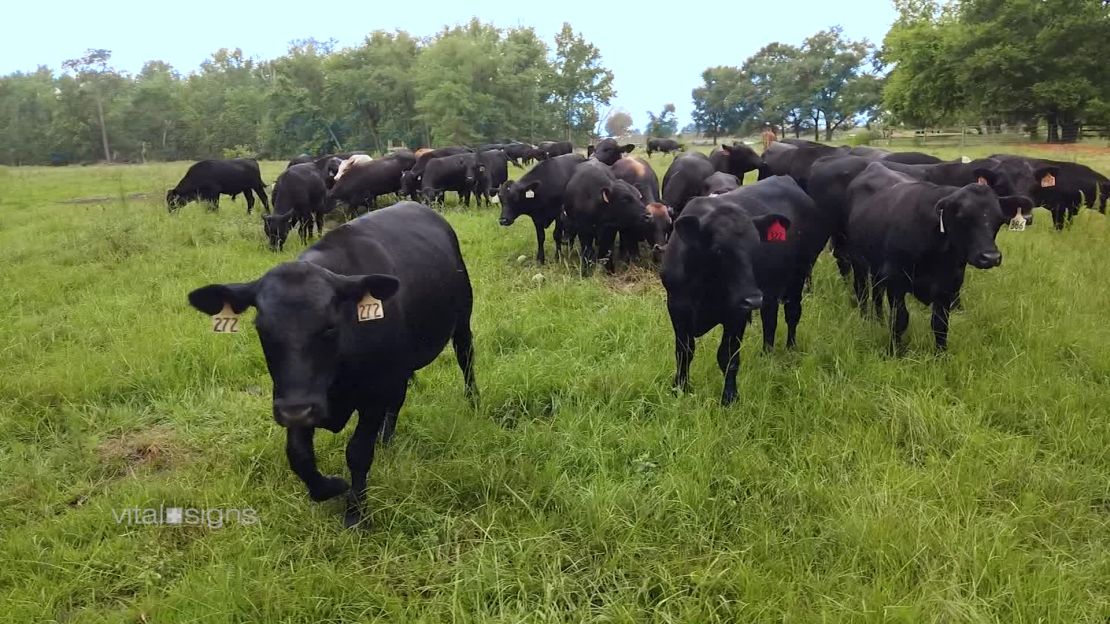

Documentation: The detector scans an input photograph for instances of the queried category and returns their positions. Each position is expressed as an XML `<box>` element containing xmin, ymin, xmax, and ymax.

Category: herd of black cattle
<box><xmin>173</xmin><ymin>137</ymin><xmax>1108</xmax><ymax>528</ymax></box>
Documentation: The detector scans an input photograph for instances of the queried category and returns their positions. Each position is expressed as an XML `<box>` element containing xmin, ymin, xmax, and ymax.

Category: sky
<box><xmin>0</xmin><ymin>0</ymin><xmax>898</xmax><ymax>129</ymax></box>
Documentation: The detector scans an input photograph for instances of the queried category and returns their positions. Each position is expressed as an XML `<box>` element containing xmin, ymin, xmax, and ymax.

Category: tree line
<box><xmin>689</xmin><ymin>0</ymin><xmax>1110</xmax><ymax>144</ymax></box>
<box><xmin>0</xmin><ymin>20</ymin><xmax>614</xmax><ymax>165</ymax></box>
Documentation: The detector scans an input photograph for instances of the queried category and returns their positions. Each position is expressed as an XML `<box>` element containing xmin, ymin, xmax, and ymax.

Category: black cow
<box><xmin>400</xmin><ymin>147</ymin><xmax>473</xmax><ymax>200</ymax></box>
<box><xmin>759</xmin><ymin>141</ymin><xmax>846</xmax><ymax>190</ymax></box>
<box><xmin>881</xmin><ymin>151</ymin><xmax>944</xmax><ymax>165</ymax></box>
<box><xmin>879</xmin><ymin>157</ymin><xmax>1032</xmax><ymax>204</ymax></box>
<box><xmin>502</xmin><ymin>142</ymin><xmax>534</xmax><ymax>167</ymax></box>
<box><xmin>564</xmin><ymin>161</ymin><xmax>649</xmax><ymax>275</ymax></box>
<box><xmin>498</xmin><ymin>153</ymin><xmax>587</xmax><ymax>263</ymax></box>
<box><xmin>535</xmin><ymin>140</ymin><xmax>573</xmax><ymax>160</ymax></box>
<box><xmin>588</xmin><ymin>138</ymin><xmax>636</xmax><ymax>166</ymax></box>
<box><xmin>327</xmin><ymin>157</ymin><xmax>406</xmax><ymax>216</ymax></box>
<box><xmin>990</xmin><ymin>155</ymin><xmax>1108</xmax><ymax>229</ymax></box>
<box><xmin>703</xmin><ymin>172</ymin><xmax>740</xmax><ymax>196</ymax></box>
<box><xmin>710</xmin><ymin>143</ymin><xmax>767</xmax><ymax>181</ymax></box>
<box><xmin>646</xmin><ymin>138</ymin><xmax>684</xmax><ymax>157</ymax></box>
<box><xmin>662</xmin><ymin>152</ymin><xmax>716</xmax><ymax>213</ymax></box>
<box><xmin>167</xmin><ymin>158</ymin><xmax>270</xmax><ymax>214</ymax></box>
<box><xmin>661</xmin><ymin>176</ymin><xmax>820</xmax><ymax>405</ymax></box>
<box><xmin>382</xmin><ymin>148</ymin><xmax>417</xmax><ymax>172</ymax></box>
<box><xmin>288</xmin><ymin>153</ymin><xmax>315</xmax><ymax>167</ymax></box>
<box><xmin>264</xmin><ymin>163</ymin><xmax>328</xmax><ymax>251</ymax></box>
<box><xmin>472</xmin><ymin>149</ymin><xmax>509</xmax><ymax>206</ymax></box>
<box><xmin>420</xmin><ymin>153</ymin><xmax>480</xmax><ymax>207</ymax></box>
<box><xmin>845</xmin><ymin>163</ymin><xmax>1032</xmax><ymax>352</ymax></box>
<box><xmin>188</xmin><ymin>202</ymin><xmax>476</xmax><ymax>529</ymax></box>
<box><xmin>848</xmin><ymin>146</ymin><xmax>889</xmax><ymax>159</ymax></box>
<box><xmin>613</xmin><ymin>156</ymin><xmax>671</xmax><ymax>262</ymax></box>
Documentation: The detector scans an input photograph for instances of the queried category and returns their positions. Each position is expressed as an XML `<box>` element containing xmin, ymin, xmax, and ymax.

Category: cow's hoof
<box><xmin>343</xmin><ymin>508</ymin><xmax>369</xmax><ymax>529</ymax></box>
<box><xmin>309</xmin><ymin>476</ymin><xmax>349</xmax><ymax>501</ymax></box>
<box><xmin>720</xmin><ymin>392</ymin><xmax>738</xmax><ymax>406</ymax></box>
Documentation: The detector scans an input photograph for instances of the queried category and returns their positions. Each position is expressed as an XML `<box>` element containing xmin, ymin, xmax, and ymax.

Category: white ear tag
<box><xmin>1009</xmin><ymin>213</ymin><xmax>1027</xmax><ymax>231</ymax></box>
<box><xmin>357</xmin><ymin>293</ymin><xmax>385</xmax><ymax>322</ymax></box>
<box><xmin>524</xmin><ymin>189</ymin><xmax>535</xmax><ymax>199</ymax></box>
<box><xmin>938</xmin><ymin>212</ymin><xmax>945</xmax><ymax>234</ymax></box>
<box><xmin>211</xmin><ymin>303</ymin><xmax>240</xmax><ymax>333</ymax></box>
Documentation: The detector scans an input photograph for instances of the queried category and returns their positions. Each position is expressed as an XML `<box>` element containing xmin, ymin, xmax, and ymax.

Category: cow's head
<box><xmin>645</xmin><ymin>202</ymin><xmax>674</xmax><ymax>263</ymax></box>
<box><xmin>187</xmin><ymin>263</ymin><xmax>400</xmax><ymax>428</ymax></box>
<box><xmin>399</xmin><ymin>170</ymin><xmax>421</xmax><ymax>197</ymax></box>
<box><xmin>936</xmin><ymin>184</ymin><xmax>1033</xmax><ymax>268</ymax></box>
<box><xmin>718</xmin><ymin>143</ymin><xmax>764</xmax><ymax>177</ymax></box>
<box><xmin>702</xmin><ymin>172</ymin><xmax>740</xmax><ymax>197</ymax></box>
<box><xmin>166</xmin><ymin>188</ymin><xmax>189</xmax><ymax>212</ymax></box>
<box><xmin>263</xmin><ymin>212</ymin><xmax>295</xmax><ymax>251</ymax></box>
<box><xmin>670</xmin><ymin>198</ymin><xmax>791</xmax><ymax>312</ymax></box>
<box><xmin>592</xmin><ymin>138</ymin><xmax>636</xmax><ymax>166</ymax></box>
<box><xmin>498</xmin><ymin>178</ymin><xmax>540</xmax><ymax>225</ymax></box>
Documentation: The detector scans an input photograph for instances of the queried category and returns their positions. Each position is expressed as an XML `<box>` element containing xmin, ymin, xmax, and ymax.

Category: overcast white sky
<box><xmin>0</xmin><ymin>0</ymin><xmax>898</xmax><ymax>127</ymax></box>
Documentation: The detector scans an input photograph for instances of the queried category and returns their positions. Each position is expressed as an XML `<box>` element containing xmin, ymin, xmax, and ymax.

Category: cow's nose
<box><xmin>740</xmin><ymin>295</ymin><xmax>764</xmax><ymax>311</ymax></box>
<box><xmin>498</xmin><ymin>217</ymin><xmax>512</xmax><ymax>226</ymax></box>
<box><xmin>273</xmin><ymin>401</ymin><xmax>319</xmax><ymax>427</ymax></box>
<box><xmin>975</xmin><ymin>250</ymin><xmax>1002</xmax><ymax>268</ymax></box>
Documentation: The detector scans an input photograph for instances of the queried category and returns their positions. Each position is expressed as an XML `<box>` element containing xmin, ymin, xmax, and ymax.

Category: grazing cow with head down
<box><xmin>400</xmin><ymin>147</ymin><xmax>473</xmax><ymax>200</ymax></box>
<box><xmin>187</xmin><ymin>202</ymin><xmax>476</xmax><ymax>529</ymax></box>
<box><xmin>612</xmin><ymin>156</ymin><xmax>671</xmax><ymax>262</ymax></box>
<box><xmin>498</xmin><ymin>153</ymin><xmax>587</xmax><ymax>263</ymax></box>
<box><xmin>264</xmin><ymin>162</ymin><xmax>329</xmax><ymax>251</ymax></box>
<box><xmin>335</xmin><ymin>155</ymin><xmax>373</xmax><ymax>182</ymax></box>
<box><xmin>646</xmin><ymin>138</ymin><xmax>684</xmax><ymax>157</ymax></box>
<box><xmin>845</xmin><ymin>162</ymin><xmax>1033</xmax><ymax>352</ymax></box>
<box><xmin>662</xmin><ymin>176</ymin><xmax>822</xmax><ymax>405</ymax></box>
<box><xmin>167</xmin><ymin>158</ymin><xmax>270</xmax><ymax>214</ymax></box>
<box><xmin>564</xmin><ymin>161</ymin><xmax>650</xmax><ymax>275</ymax></box>
<box><xmin>327</xmin><ymin>157</ymin><xmax>406</xmax><ymax>216</ymax></box>
<box><xmin>471</xmin><ymin>149</ymin><xmax>510</xmax><ymax>206</ymax></box>
<box><xmin>420</xmin><ymin>153</ymin><xmax>479</xmax><ymax>206</ymax></box>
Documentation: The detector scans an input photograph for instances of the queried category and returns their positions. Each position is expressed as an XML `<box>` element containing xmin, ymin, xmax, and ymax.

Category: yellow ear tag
<box><xmin>357</xmin><ymin>293</ymin><xmax>385</xmax><ymax>322</ymax></box>
<box><xmin>212</xmin><ymin>303</ymin><xmax>240</xmax><ymax>334</ymax></box>
<box><xmin>1041</xmin><ymin>173</ymin><xmax>1056</xmax><ymax>188</ymax></box>
<box><xmin>1009</xmin><ymin>213</ymin><xmax>1027</xmax><ymax>231</ymax></box>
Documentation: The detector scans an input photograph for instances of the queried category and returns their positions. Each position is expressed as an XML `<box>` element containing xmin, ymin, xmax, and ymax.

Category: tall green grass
<box><xmin>0</xmin><ymin>150</ymin><xmax>1108</xmax><ymax>622</ymax></box>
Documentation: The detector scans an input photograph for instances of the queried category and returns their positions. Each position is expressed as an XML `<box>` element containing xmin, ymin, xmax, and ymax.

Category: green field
<box><xmin>1</xmin><ymin>145</ymin><xmax>1108</xmax><ymax>622</ymax></box>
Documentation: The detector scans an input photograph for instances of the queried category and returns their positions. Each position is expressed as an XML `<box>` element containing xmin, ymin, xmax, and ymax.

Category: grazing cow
<box><xmin>400</xmin><ymin>147</ymin><xmax>473</xmax><ymax>200</ymax></box>
<box><xmin>167</xmin><ymin>158</ymin><xmax>270</xmax><ymax>214</ymax></box>
<box><xmin>646</xmin><ymin>138</ymin><xmax>684</xmax><ymax>157</ymax></box>
<box><xmin>498</xmin><ymin>153</ymin><xmax>587</xmax><ymax>263</ymax></box>
<box><xmin>327</xmin><ymin>157</ymin><xmax>406</xmax><ymax>216</ymax></box>
<box><xmin>472</xmin><ymin>149</ymin><xmax>510</xmax><ymax>206</ymax></box>
<box><xmin>382</xmin><ymin>148</ymin><xmax>417</xmax><ymax>172</ymax></box>
<box><xmin>420</xmin><ymin>153</ymin><xmax>479</xmax><ymax>206</ymax></box>
<box><xmin>845</xmin><ymin>163</ymin><xmax>1032</xmax><ymax>352</ymax></box>
<box><xmin>264</xmin><ymin>163</ymin><xmax>328</xmax><ymax>251</ymax></box>
<box><xmin>564</xmin><ymin>161</ymin><xmax>649</xmax><ymax>275</ymax></box>
<box><xmin>710</xmin><ymin>143</ymin><xmax>767</xmax><ymax>182</ymax></box>
<box><xmin>535</xmin><ymin>140</ymin><xmax>573</xmax><ymax>160</ymax></box>
<box><xmin>502</xmin><ymin>142</ymin><xmax>534</xmax><ymax>167</ymax></box>
<box><xmin>760</xmin><ymin>141</ymin><xmax>846</xmax><ymax>190</ymax></box>
<box><xmin>703</xmin><ymin>172</ymin><xmax>740</xmax><ymax>196</ymax></box>
<box><xmin>589</xmin><ymin>138</ymin><xmax>636</xmax><ymax>166</ymax></box>
<box><xmin>613</xmin><ymin>156</ymin><xmax>670</xmax><ymax>261</ymax></box>
<box><xmin>335</xmin><ymin>154</ymin><xmax>373</xmax><ymax>182</ymax></box>
<box><xmin>187</xmin><ymin>202</ymin><xmax>476</xmax><ymax>529</ymax></box>
<box><xmin>662</xmin><ymin>152</ymin><xmax>717</xmax><ymax>213</ymax></box>
<box><xmin>661</xmin><ymin>176</ymin><xmax>821</xmax><ymax>405</ymax></box>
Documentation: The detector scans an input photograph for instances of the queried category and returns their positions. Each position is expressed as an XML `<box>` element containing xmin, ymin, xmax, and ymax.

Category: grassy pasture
<box><xmin>0</xmin><ymin>145</ymin><xmax>1108</xmax><ymax>622</ymax></box>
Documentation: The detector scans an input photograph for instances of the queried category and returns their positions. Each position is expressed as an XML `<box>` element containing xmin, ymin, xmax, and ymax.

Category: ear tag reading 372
<box><xmin>766</xmin><ymin>221</ymin><xmax>787</xmax><ymax>242</ymax></box>
<box><xmin>357</xmin><ymin>294</ymin><xmax>385</xmax><ymax>322</ymax></box>
<box><xmin>211</xmin><ymin>303</ymin><xmax>240</xmax><ymax>334</ymax></box>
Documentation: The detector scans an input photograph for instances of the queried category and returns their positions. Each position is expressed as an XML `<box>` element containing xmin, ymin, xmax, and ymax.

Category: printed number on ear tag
<box><xmin>357</xmin><ymin>294</ymin><xmax>385</xmax><ymax>322</ymax></box>
<box><xmin>1009</xmin><ymin>215</ymin><xmax>1027</xmax><ymax>231</ymax></box>
<box><xmin>1041</xmin><ymin>174</ymin><xmax>1056</xmax><ymax>188</ymax></box>
<box><xmin>766</xmin><ymin>221</ymin><xmax>787</xmax><ymax>242</ymax></box>
<box><xmin>524</xmin><ymin>190</ymin><xmax>535</xmax><ymax>199</ymax></box>
<box><xmin>211</xmin><ymin>303</ymin><xmax>240</xmax><ymax>334</ymax></box>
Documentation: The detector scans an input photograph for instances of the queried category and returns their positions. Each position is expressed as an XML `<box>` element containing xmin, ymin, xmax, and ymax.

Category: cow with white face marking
<box><xmin>188</xmin><ymin>201</ymin><xmax>476</xmax><ymax>529</ymax></box>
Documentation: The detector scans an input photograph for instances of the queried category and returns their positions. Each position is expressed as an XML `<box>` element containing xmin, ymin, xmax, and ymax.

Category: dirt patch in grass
<box><xmin>58</xmin><ymin>192</ymin><xmax>150</xmax><ymax>205</ymax></box>
<box><xmin>97</xmin><ymin>426</ymin><xmax>187</xmax><ymax>475</ymax></box>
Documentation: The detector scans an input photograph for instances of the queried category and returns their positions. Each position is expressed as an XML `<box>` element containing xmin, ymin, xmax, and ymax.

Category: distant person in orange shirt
<box><xmin>761</xmin><ymin>124</ymin><xmax>778</xmax><ymax>151</ymax></box>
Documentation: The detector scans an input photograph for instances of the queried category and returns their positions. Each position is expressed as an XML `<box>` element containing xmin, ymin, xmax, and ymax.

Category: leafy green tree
<box><xmin>548</xmin><ymin>23</ymin><xmax>615</xmax><ymax>142</ymax></box>
<box><xmin>645</xmin><ymin>103</ymin><xmax>678</xmax><ymax>138</ymax></box>
<box><xmin>61</xmin><ymin>49</ymin><xmax>119</xmax><ymax>161</ymax></box>
<box><xmin>802</xmin><ymin>28</ymin><xmax>881</xmax><ymax>140</ymax></box>
<box><xmin>691</xmin><ymin>66</ymin><xmax>754</xmax><ymax>143</ymax></box>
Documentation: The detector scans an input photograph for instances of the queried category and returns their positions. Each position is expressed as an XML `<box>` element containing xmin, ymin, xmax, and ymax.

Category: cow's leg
<box><xmin>871</xmin><ymin>274</ymin><xmax>885</xmax><ymax>319</ymax></box>
<box><xmin>851</xmin><ymin>260</ymin><xmax>869</xmax><ymax>314</ymax></box>
<box><xmin>931</xmin><ymin>296</ymin><xmax>953</xmax><ymax>351</ymax></box>
<box><xmin>578</xmin><ymin>230</ymin><xmax>595</xmax><ymax>277</ymax></box>
<box><xmin>553</xmin><ymin>218</ymin><xmax>566</xmax><ymax>261</ymax></box>
<box><xmin>832</xmin><ymin>234</ymin><xmax>852</xmax><ymax>280</ymax></box>
<box><xmin>784</xmin><ymin>294</ymin><xmax>803</xmax><ymax>349</ymax></box>
<box><xmin>287</xmin><ymin>427</ymin><xmax>348</xmax><ymax>501</ymax></box>
<box><xmin>887</xmin><ymin>287</ymin><xmax>910</xmax><ymax>355</ymax></box>
<box><xmin>717</xmin><ymin>320</ymin><xmax>747</xmax><ymax>405</ymax></box>
<box><xmin>314</xmin><ymin>212</ymin><xmax>324</xmax><ymax>238</ymax></box>
<box><xmin>243</xmin><ymin>188</ymin><xmax>256</xmax><ymax>215</ymax></box>
<box><xmin>534</xmin><ymin>221</ymin><xmax>547</xmax><ymax>264</ymax></box>
<box><xmin>379</xmin><ymin>376</ymin><xmax>409</xmax><ymax>447</ymax></box>
<box><xmin>760</xmin><ymin>299</ymin><xmax>779</xmax><ymax>352</ymax></box>
<box><xmin>597</xmin><ymin>227</ymin><xmax>618</xmax><ymax>274</ymax></box>
<box><xmin>343</xmin><ymin>404</ymin><xmax>387</xmax><ymax>529</ymax></box>
<box><xmin>669</xmin><ymin>306</ymin><xmax>696</xmax><ymax>394</ymax></box>
<box><xmin>453</xmin><ymin>314</ymin><xmax>478</xmax><ymax>402</ymax></box>
<box><xmin>257</xmin><ymin>184</ymin><xmax>271</xmax><ymax>213</ymax></box>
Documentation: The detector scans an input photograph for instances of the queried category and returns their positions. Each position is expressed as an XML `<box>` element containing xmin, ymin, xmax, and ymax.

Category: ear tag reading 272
<box><xmin>357</xmin><ymin>294</ymin><xmax>385</xmax><ymax>322</ymax></box>
<box><xmin>211</xmin><ymin>304</ymin><xmax>240</xmax><ymax>333</ymax></box>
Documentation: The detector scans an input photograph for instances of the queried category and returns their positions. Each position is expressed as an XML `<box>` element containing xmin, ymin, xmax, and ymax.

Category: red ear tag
<box><xmin>766</xmin><ymin>220</ymin><xmax>787</xmax><ymax>242</ymax></box>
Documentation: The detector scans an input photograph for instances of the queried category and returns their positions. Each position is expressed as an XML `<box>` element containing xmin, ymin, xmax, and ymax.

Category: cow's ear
<box><xmin>601</xmin><ymin>186</ymin><xmax>612</xmax><ymax>203</ymax></box>
<box><xmin>998</xmin><ymin>195</ymin><xmax>1034</xmax><ymax>220</ymax></box>
<box><xmin>522</xmin><ymin>180</ymin><xmax>541</xmax><ymax>197</ymax></box>
<box><xmin>621</xmin><ymin>144</ymin><xmax>636</xmax><ymax>153</ymax></box>
<box><xmin>752</xmin><ymin>214</ymin><xmax>791</xmax><ymax>242</ymax></box>
<box><xmin>1034</xmin><ymin>166</ymin><xmax>1060</xmax><ymax>188</ymax></box>
<box><xmin>334</xmin><ymin>273</ymin><xmax>401</xmax><ymax>302</ymax></box>
<box><xmin>934</xmin><ymin>197</ymin><xmax>955</xmax><ymax>234</ymax></box>
<box><xmin>973</xmin><ymin>168</ymin><xmax>999</xmax><ymax>187</ymax></box>
<box><xmin>188</xmin><ymin>282</ymin><xmax>258</xmax><ymax>315</ymax></box>
<box><xmin>720</xmin><ymin>144</ymin><xmax>733</xmax><ymax>154</ymax></box>
<box><xmin>674</xmin><ymin>215</ymin><xmax>701</xmax><ymax>243</ymax></box>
